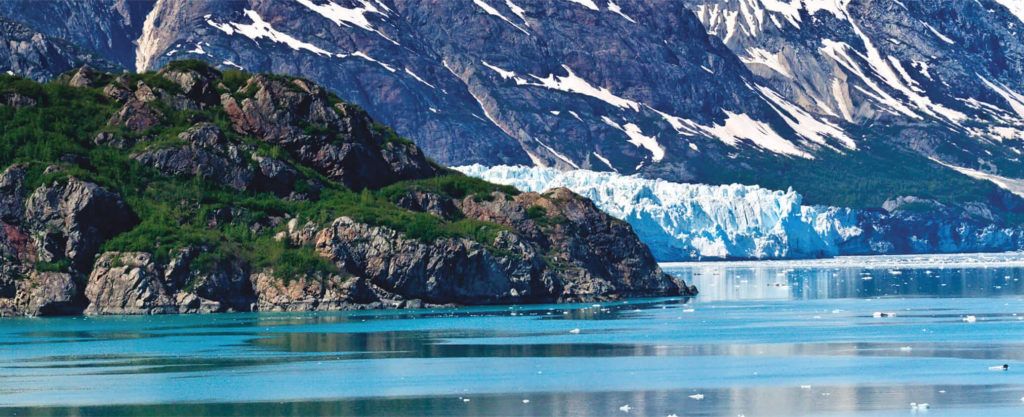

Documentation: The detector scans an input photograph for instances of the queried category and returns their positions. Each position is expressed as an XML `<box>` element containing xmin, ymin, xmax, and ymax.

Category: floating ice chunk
<box><xmin>619</xmin><ymin>404</ymin><xmax>632</xmax><ymax>412</ymax></box>
<box><xmin>688</xmin><ymin>394</ymin><xmax>705</xmax><ymax>400</ymax></box>
<box><xmin>963</xmin><ymin>315</ymin><xmax>977</xmax><ymax>323</ymax></box>
<box><xmin>569</xmin><ymin>328</ymin><xmax>581</xmax><ymax>334</ymax></box>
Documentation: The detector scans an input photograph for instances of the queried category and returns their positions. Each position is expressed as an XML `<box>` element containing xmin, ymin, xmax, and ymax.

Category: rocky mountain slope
<box><xmin>3</xmin><ymin>1</ymin><xmax>1024</xmax><ymax>215</ymax></box>
<box><xmin>2</xmin><ymin>0</ymin><xmax>1024</xmax><ymax>257</ymax></box>
<box><xmin>0</xmin><ymin>62</ymin><xmax>691</xmax><ymax>317</ymax></box>
<box><xmin>461</xmin><ymin>165</ymin><xmax>1024</xmax><ymax>260</ymax></box>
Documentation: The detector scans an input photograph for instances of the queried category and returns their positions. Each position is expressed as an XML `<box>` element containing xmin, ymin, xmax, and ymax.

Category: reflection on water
<box><xmin>1</xmin><ymin>253</ymin><xmax>1024</xmax><ymax>417</ymax></box>
<box><xmin>665</xmin><ymin>252</ymin><xmax>1024</xmax><ymax>302</ymax></box>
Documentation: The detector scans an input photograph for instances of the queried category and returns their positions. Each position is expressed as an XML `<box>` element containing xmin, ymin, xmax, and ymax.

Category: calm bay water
<box><xmin>3</xmin><ymin>253</ymin><xmax>1024</xmax><ymax>416</ymax></box>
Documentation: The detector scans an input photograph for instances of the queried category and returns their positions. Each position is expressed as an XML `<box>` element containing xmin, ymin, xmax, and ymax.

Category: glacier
<box><xmin>457</xmin><ymin>165</ymin><xmax>1024</xmax><ymax>261</ymax></box>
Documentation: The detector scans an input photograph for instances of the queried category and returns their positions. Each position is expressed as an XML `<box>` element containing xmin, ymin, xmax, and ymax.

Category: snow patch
<box><xmin>607</xmin><ymin>1</ymin><xmax>636</xmax><ymax>22</ymax></box>
<box><xmin>601</xmin><ymin>117</ymin><xmax>665</xmax><ymax>162</ymax></box>
<box><xmin>922</xmin><ymin>22</ymin><xmax>955</xmax><ymax>44</ymax></box>
<box><xmin>740</xmin><ymin>47</ymin><xmax>792</xmax><ymax>78</ymax></box>
<box><xmin>979</xmin><ymin>75</ymin><xmax>1024</xmax><ymax>118</ymax></box>
<box><xmin>707</xmin><ymin>111</ymin><xmax>812</xmax><ymax>158</ymax></box>
<box><xmin>295</xmin><ymin>0</ymin><xmax>399</xmax><ymax>45</ymax></box>
<box><xmin>565</xmin><ymin>0</ymin><xmax>600</xmax><ymax>11</ymax></box>
<box><xmin>932</xmin><ymin>158</ymin><xmax>1024</xmax><ymax>198</ymax></box>
<box><xmin>756</xmin><ymin>85</ymin><xmax>856</xmax><ymax>149</ymax></box>
<box><xmin>208</xmin><ymin>10</ymin><xmax>333</xmax><ymax>56</ymax></box>
<box><xmin>995</xmin><ymin>0</ymin><xmax>1024</xmax><ymax>24</ymax></box>
<box><xmin>404</xmin><ymin>67</ymin><xmax>435</xmax><ymax>88</ymax></box>
<box><xmin>474</xmin><ymin>0</ymin><xmax>529</xmax><ymax>34</ymax></box>
<box><xmin>528</xmin><ymin>65</ymin><xmax>640</xmax><ymax>111</ymax></box>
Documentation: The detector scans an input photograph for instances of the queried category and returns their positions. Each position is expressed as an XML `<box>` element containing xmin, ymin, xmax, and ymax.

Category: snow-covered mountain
<box><xmin>2</xmin><ymin>0</ymin><xmax>1024</xmax><ymax>238</ymax></box>
<box><xmin>459</xmin><ymin>165</ymin><xmax>1024</xmax><ymax>260</ymax></box>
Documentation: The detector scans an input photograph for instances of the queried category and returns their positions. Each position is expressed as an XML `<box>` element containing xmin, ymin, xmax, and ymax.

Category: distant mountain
<box><xmin>0</xmin><ymin>17</ymin><xmax>120</xmax><ymax>80</ymax></box>
<box><xmin>1</xmin><ymin>1</ymin><xmax>1024</xmax><ymax>235</ymax></box>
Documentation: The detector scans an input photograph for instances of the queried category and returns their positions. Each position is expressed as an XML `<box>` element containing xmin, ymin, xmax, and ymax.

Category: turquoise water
<box><xmin>3</xmin><ymin>253</ymin><xmax>1024</xmax><ymax>416</ymax></box>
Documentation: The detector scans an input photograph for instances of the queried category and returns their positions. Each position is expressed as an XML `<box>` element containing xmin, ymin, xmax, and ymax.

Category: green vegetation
<box><xmin>694</xmin><ymin>139</ymin><xmax>1013</xmax><ymax>212</ymax></box>
<box><xmin>0</xmin><ymin>68</ymin><xmax>518</xmax><ymax>281</ymax></box>
<box><xmin>35</xmin><ymin>259</ymin><xmax>71</xmax><ymax>273</ymax></box>
<box><xmin>370</xmin><ymin>122</ymin><xmax>415</xmax><ymax>146</ymax></box>
<box><xmin>378</xmin><ymin>174</ymin><xmax>519</xmax><ymax>203</ymax></box>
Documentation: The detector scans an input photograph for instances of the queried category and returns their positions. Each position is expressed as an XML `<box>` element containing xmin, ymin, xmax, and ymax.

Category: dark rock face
<box><xmin>135</xmin><ymin>123</ymin><xmax>256</xmax><ymax>191</ymax></box>
<box><xmin>24</xmin><ymin>178</ymin><xmax>137</xmax><ymax>273</ymax></box>
<box><xmin>222</xmin><ymin>75</ymin><xmax>438</xmax><ymax>189</ymax></box>
<box><xmin>315</xmin><ymin>187</ymin><xmax>690</xmax><ymax>306</ymax></box>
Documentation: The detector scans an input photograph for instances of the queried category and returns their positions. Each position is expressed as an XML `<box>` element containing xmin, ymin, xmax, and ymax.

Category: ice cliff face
<box><xmin>458</xmin><ymin>165</ymin><xmax>1024</xmax><ymax>261</ymax></box>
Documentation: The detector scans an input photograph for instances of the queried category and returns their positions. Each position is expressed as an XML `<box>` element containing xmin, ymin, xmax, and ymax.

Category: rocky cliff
<box><xmin>0</xmin><ymin>62</ymin><xmax>691</xmax><ymax>317</ymax></box>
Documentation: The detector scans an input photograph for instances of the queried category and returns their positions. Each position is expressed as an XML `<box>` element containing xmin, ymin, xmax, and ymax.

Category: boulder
<box><xmin>108</xmin><ymin>96</ymin><xmax>162</xmax><ymax>131</ymax></box>
<box><xmin>83</xmin><ymin>252</ymin><xmax>177</xmax><ymax>315</ymax></box>
<box><xmin>23</xmin><ymin>271</ymin><xmax>79</xmax><ymax>316</ymax></box>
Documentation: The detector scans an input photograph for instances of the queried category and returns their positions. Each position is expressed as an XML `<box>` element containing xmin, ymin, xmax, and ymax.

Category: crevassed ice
<box><xmin>456</xmin><ymin>164</ymin><xmax>863</xmax><ymax>260</ymax></box>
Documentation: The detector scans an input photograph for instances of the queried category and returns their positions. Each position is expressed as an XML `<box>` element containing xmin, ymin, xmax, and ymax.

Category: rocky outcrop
<box><xmin>222</xmin><ymin>75</ymin><xmax>438</xmax><ymax>189</ymax></box>
<box><xmin>253</xmin><ymin>272</ymin><xmax>379</xmax><ymax>312</ymax></box>
<box><xmin>0</xmin><ymin>64</ymin><xmax>692</xmax><ymax>316</ymax></box>
<box><xmin>134</xmin><ymin>123</ymin><xmax>253</xmax><ymax>190</ymax></box>
<box><xmin>24</xmin><ymin>178</ymin><xmax>137</xmax><ymax>273</ymax></box>
<box><xmin>84</xmin><ymin>252</ymin><xmax>176</xmax><ymax>315</ymax></box>
<box><xmin>133</xmin><ymin>122</ymin><xmax>303</xmax><ymax>196</ymax></box>
<box><xmin>21</xmin><ymin>271</ymin><xmax>79</xmax><ymax>316</ymax></box>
